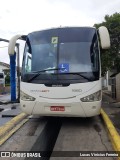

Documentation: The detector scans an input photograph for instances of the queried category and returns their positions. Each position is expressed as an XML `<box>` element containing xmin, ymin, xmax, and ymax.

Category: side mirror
<box><xmin>98</xmin><ymin>26</ymin><xmax>110</xmax><ymax>49</ymax></box>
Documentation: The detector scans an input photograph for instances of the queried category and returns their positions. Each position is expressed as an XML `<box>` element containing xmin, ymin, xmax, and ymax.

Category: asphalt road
<box><xmin>0</xmin><ymin>115</ymin><xmax>116</xmax><ymax>160</ymax></box>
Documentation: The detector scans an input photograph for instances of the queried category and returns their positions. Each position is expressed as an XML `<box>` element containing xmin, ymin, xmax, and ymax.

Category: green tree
<box><xmin>4</xmin><ymin>72</ymin><xmax>10</xmax><ymax>85</ymax></box>
<box><xmin>5</xmin><ymin>74</ymin><xmax>10</xmax><ymax>85</ymax></box>
<box><xmin>94</xmin><ymin>12</ymin><xmax>120</xmax><ymax>76</ymax></box>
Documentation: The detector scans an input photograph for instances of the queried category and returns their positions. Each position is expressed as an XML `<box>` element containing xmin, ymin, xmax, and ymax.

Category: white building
<box><xmin>0</xmin><ymin>62</ymin><xmax>10</xmax><ymax>91</ymax></box>
<box><xmin>0</xmin><ymin>61</ymin><xmax>10</xmax><ymax>72</ymax></box>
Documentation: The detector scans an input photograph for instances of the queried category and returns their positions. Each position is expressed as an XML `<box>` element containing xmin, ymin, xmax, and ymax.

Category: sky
<box><xmin>0</xmin><ymin>0</ymin><xmax>120</xmax><ymax>66</ymax></box>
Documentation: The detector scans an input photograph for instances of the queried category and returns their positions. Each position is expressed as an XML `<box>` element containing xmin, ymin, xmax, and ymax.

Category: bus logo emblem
<box><xmin>72</xmin><ymin>89</ymin><xmax>82</xmax><ymax>92</ymax></box>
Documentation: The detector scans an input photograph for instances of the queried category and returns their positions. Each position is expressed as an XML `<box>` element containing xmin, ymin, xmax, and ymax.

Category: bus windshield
<box><xmin>22</xmin><ymin>27</ymin><xmax>100</xmax><ymax>84</ymax></box>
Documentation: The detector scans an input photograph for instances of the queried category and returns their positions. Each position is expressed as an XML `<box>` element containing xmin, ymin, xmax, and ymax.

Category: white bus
<box><xmin>9</xmin><ymin>27</ymin><xmax>110</xmax><ymax>117</ymax></box>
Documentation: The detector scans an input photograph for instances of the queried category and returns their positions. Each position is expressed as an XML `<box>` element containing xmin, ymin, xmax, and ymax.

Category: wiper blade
<box><xmin>60</xmin><ymin>72</ymin><xmax>92</xmax><ymax>81</ymax></box>
<box><xmin>27</xmin><ymin>67</ymin><xmax>65</xmax><ymax>82</ymax></box>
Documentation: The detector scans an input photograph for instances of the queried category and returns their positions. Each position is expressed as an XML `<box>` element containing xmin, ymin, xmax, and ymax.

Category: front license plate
<box><xmin>50</xmin><ymin>106</ymin><xmax>65</xmax><ymax>111</ymax></box>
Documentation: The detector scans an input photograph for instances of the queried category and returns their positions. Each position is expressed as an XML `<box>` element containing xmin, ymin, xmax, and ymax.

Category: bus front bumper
<box><xmin>20</xmin><ymin>100</ymin><xmax>101</xmax><ymax>117</ymax></box>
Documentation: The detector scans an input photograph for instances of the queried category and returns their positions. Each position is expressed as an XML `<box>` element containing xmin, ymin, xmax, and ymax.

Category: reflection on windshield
<box><xmin>59</xmin><ymin>42</ymin><xmax>93</xmax><ymax>73</ymax></box>
<box><xmin>22</xmin><ymin>27</ymin><xmax>100</xmax><ymax>83</ymax></box>
<box><xmin>32</xmin><ymin>44</ymin><xmax>57</xmax><ymax>71</ymax></box>
<box><xmin>24</xmin><ymin>42</ymin><xmax>99</xmax><ymax>74</ymax></box>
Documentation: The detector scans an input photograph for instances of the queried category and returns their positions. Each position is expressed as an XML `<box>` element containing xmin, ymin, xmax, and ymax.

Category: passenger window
<box><xmin>25</xmin><ymin>45</ymin><xmax>32</xmax><ymax>72</ymax></box>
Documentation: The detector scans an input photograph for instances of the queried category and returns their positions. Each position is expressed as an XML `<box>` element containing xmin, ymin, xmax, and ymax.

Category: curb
<box><xmin>0</xmin><ymin>119</ymin><xmax>28</xmax><ymax>146</ymax></box>
<box><xmin>0</xmin><ymin>113</ymin><xmax>28</xmax><ymax>139</ymax></box>
<box><xmin>0</xmin><ymin>101</ymin><xmax>19</xmax><ymax>105</ymax></box>
<box><xmin>101</xmin><ymin>109</ymin><xmax>120</xmax><ymax>158</ymax></box>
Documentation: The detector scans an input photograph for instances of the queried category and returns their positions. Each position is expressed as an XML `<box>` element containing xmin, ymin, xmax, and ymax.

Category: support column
<box><xmin>10</xmin><ymin>53</ymin><xmax>16</xmax><ymax>101</ymax></box>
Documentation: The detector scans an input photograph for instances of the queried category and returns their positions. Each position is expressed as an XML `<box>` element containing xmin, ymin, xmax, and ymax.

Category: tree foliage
<box><xmin>5</xmin><ymin>74</ymin><xmax>10</xmax><ymax>85</ymax></box>
<box><xmin>3</xmin><ymin>69</ymin><xmax>10</xmax><ymax>85</ymax></box>
<box><xmin>94</xmin><ymin>12</ymin><xmax>120</xmax><ymax>76</ymax></box>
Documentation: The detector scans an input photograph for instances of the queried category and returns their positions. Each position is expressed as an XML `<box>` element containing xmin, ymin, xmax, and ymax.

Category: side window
<box><xmin>90</xmin><ymin>35</ymin><xmax>99</xmax><ymax>72</ymax></box>
<box><xmin>25</xmin><ymin>54</ymin><xmax>31</xmax><ymax>72</ymax></box>
<box><xmin>92</xmin><ymin>41</ymin><xmax>99</xmax><ymax>71</ymax></box>
<box><xmin>24</xmin><ymin>43</ymin><xmax>32</xmax><ymax>72</ymax></box>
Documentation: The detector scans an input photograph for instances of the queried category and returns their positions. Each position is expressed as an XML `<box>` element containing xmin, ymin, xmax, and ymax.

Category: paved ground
<box><xmin>102</xmin><ymin>90</ymin><xmax>120</xmax><ymax>134</ymax></box>
<box><xmin>0</xmin><ymin>94</ymin><xmax>22</xmax><ymax>126</ymax></box>
<box><xmin>0</xmin><ymin>115</ymin><xmax>115</xmax><ymax>160</ymax></box>
<box><xmin>0</xmin><ymin>94</ymin><xmax>11</xmax><ymax>103</ymax></box>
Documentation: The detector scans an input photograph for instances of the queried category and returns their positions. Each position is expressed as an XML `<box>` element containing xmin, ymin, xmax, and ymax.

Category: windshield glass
<box><xmin>32</xmin><ymin>43</ymin><xmax>57</xmax><ymax>72</ymax></box>
<box><xmin>59</xmin><ymin>42</ymin><xmax>98</xmax><ymax>73</ymax></box>
<box><xmin>22</xmin><ymin>27</ymin><xmax>100</xmax><ymax>84</ymax></box>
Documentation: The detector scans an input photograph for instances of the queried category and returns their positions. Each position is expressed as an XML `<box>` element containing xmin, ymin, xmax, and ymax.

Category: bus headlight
<box><xmin>20</xmin><ymin>91</ymin><xmax>36</xmax><ymax>101</ymax></box>
<box><xmin>81</xmin><ymin>90</ymin><xmax>101</xmax><ymax>102</ymax></box>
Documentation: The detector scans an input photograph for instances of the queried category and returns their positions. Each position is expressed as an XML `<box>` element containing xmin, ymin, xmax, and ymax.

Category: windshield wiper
<box><xmin>27</xmin><ymin>67</ymin><xmax>65</xmax><ymax>82</ymax></box>
<box><xmin>27</xmin><ymin>68</ymin><xmax>92</xmax><ymax>82</ymax></box>
<box><xmin>60</xmin><ymin>72</ymin><xmax>92</xmax><ymax>81</ymax></box>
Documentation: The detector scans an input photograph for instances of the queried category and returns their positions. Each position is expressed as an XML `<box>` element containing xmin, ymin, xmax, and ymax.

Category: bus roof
<box><xmin>29</xmin><ymin>26</ymin><xmax>96</xmax><ymax>35</ymax></box>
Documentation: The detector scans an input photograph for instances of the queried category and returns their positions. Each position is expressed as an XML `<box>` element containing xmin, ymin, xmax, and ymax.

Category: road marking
<box><xmin>0</xmin><ymin>112</ymin><xmax>28</xmax><ymax>145</ymax></box>
<box><xmin>0</xmin><ymin>113</ymin><xmax>27</xmax><ymax>137</ymax></box>
<box><xmin>101</xmin><ymin>109</ymin><xmax>120</xmax><ymax>160</ymax></box>
<box><xmin>0</xmin><ymin>118</ymin><xmax>28</xmax><ymax>145</ymax></box>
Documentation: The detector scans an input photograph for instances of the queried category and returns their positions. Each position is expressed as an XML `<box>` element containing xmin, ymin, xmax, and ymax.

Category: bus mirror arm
<box><xmin>8</xmin><ymin>35</ymin><xmax>27</xmax><ymax>55</ymax></box>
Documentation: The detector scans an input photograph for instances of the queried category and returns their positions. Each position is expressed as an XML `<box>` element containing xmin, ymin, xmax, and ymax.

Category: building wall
<box><xmin>116</xmin><ymin>73</ymin><xmax>120</xmax><ymax>102</ymax></box>
<box><xmin>0</xmin><ymin>65</ymin><xmax>9</xmax><ymax>72</ymax></box>
<box><xmin>102</xmin><ymin>71</ymin><xmax>112</xmax><ymax>91</ymax></box>
<box><xmin>0</xmin><ymin>84</ymin><xmax>5</xmax><ymax>94</ymax></box>
<box><xmin>108</xmin><ymin>71</ymin><xmax>113</xmax><ymax>91</ymax></box>
<box><xmin>0</xmin><ymin>63</ymin><xmax>10</xmax><ymax>88</ymax></box>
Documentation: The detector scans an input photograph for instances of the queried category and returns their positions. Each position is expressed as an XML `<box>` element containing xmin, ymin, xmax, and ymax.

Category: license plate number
<box><xmin>50</xmin><ymin>106</ymin><xmax>65</xmax><ymax>111</ymax></box>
